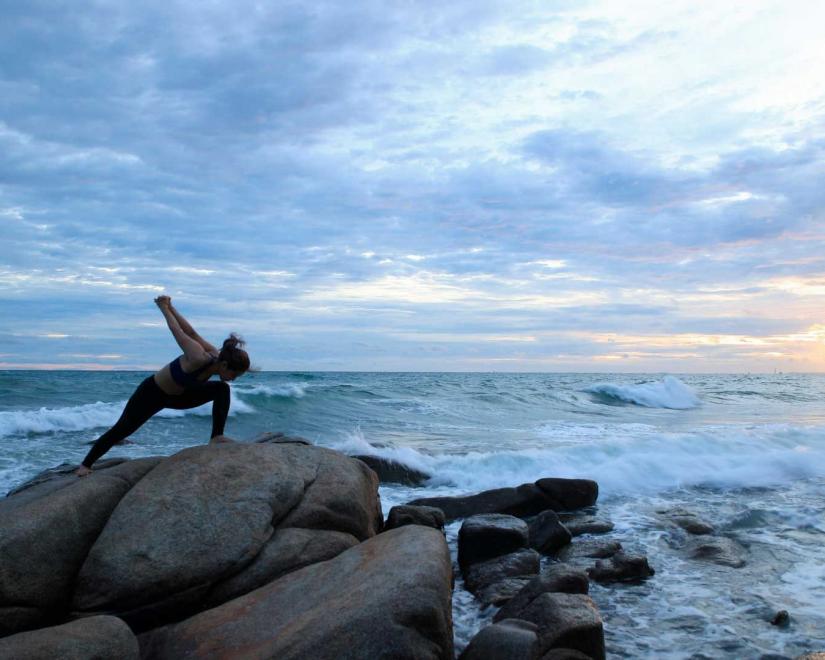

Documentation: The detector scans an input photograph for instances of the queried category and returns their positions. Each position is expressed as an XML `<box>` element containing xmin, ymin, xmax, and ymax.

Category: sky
<box><xmin>1</xmin><ymin>0</ymin><xmax>825</xmax><ymax>372</ymax></box>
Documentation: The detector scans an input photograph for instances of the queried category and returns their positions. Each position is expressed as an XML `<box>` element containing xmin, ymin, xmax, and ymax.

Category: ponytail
<box><xmin>219</xmin><ymin>333</ymin><xmax>250</xmax><ymax>372</ymax></box>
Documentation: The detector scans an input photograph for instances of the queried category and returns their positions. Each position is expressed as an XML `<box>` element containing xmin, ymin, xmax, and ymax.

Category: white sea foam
<box><xmin>233</xmin><ymin>382</ymin><xmax>308</xmax><ymax>398</ymax></box>
<box><xmin>0</xmin><ymin>401</ymin><xmax>127</xmax><ymax>438</ymax></box>
<box><xmin>0</xmin><ymin>387</ymin><xmax>254</xmax><ymax>437</ymax></box>
<box><xmin>585</xmin><ymin>375</ymin><xmax>700</xmax><ymax>409</ymax></box>
<box><xmin>347</xmin><ymin>424</ymin><xmax>825</xmax><ymax>498</ymax></box>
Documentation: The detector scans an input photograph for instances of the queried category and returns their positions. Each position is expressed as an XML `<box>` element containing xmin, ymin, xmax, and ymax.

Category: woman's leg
<box><xmin>163</xmin><ymin>381</ymin><xmax>231</xmax><ymax>438</ymax></box>
<box><xmin>81</xmin><ymin>377</ymin><xmax>165</xmax><ymax>468</ymax></box>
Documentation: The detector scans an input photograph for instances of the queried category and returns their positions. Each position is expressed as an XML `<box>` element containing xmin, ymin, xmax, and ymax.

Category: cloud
<box><xmin>1</xmin><ymin>0</ymin><xmax>824</xmax><ymax>370</ymax></box>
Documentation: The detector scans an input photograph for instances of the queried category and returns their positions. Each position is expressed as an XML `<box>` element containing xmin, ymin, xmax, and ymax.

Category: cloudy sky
<box><xmin>2</xmin><ymin>1</ymin><xmax>824</xmax><ymax>372</ymax></box>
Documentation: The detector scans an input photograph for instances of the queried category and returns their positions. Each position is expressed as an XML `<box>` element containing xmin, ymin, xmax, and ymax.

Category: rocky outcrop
<box><xmin>0</xmin><ymin>440</ymin><xmax>383</xmax><ymax>638</ymax></box>
<box><xmin>385</xmin><ymin>504</ymin><xmax>445</xmax><ymax>531</ymax></box>
<box><xmin>0</xmin><ymin>458</ymin><xmax>161</xmax><ymax>636</ymax></box>
<box><xmin>459</xmin><ymin>619</ymin><xmax>539</xmax><ymax>660</ymax></box>
<box><xmin>138</xmin><ymin>525</ymin><xmax>454</xmax><ymax>660</ymax></box>
<box><xmin>587</xmin><ymin>551</ymin><xmax>655</xmax><ymax>583</ymax></box>
<box><xmin>71</xmin><ymin>442</ymin><xmax>382</xmax><ymax>630</ymax></box>
<box><xmin>458</xmin><ymin>514</ymin><xmax>529</xmax><ymax>569</ymax></box>
<box><xmin>409</xmin><ymin>478</ymin><xmax>598</xmax><ymax>522</ymax></box>
<box><xmin>354</xmin><ymin>455</ymin><xmax>431</xmax><ymax>485</ymax></box>
<box><xmin>0</xmin><ymin>615</ymin><xmax>138</xmax><ymax>660</ymax></box>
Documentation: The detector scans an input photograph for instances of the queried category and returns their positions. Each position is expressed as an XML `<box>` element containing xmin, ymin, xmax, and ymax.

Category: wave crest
<box><xmin>585</xmin><ymin>376</ymin><xmax>700</xmax><ymax>409</ymax></box>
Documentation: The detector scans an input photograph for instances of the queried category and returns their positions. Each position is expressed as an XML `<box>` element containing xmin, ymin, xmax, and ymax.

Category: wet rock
<box><xmin>0</xmin><ymin>458</ymin><xmax>161</xmax><ymax>636</ymax></box>
<box><xmin>562</xmin><ymin>516</ymin><xmax>614</xmax><ymax>537</ymax></box>
<box><xmin>385</xmin><ymin>504</ymin><xmax>446</xmax><ymax>531</ymax></box>
<box><xmin>535</xmin><ymin>479</ymin><xmax>598</xmax><ymax>511</ymax></box>
<box><xmin>516</xmin><ymin>592</ymin><xmax>605</xmax><ymax>660</ymax></box>
<box><xmin>138</xmin><ymin>526</ymin><xmax>454</xmax><ymax>660</ymax></box>
<box><xmin>459</xmin><ymin>514</ymin><xmax>529</xmax><ymax>569</ymax></box>
<box><xmin>477</xmin><ymin>578</ymin><xmax>532</xmax><ymax>607</ymax></box>
<box><xmin>464</xmin><ymin>548</ymin><xmax>541</xmax><ymax>594</ymax></box>
<box><xmin>72</xmin><ymin>443</ymin><xmax>382</xmax><ymax>631</ymax></box>
<box><xmin>686</xmin><ymin>536</ymin><xmax>747</xmax><ymax>568</ymax></box>
<box><xmin>529</xmin><ymin>510</ymin><xmax>572</xmax><ymax>554</ymax></box>
<box><xmin>771</xmin><ymin>610</ymin><xmax>790</xmax><ymax>627</ymax></box>
<box><xmin>541</xmin><ymin>649</ymin><xmax>593</xmax><ymax>660</ymax></box>
<box><xmin>587</xmin><ymin>551</ymin><xmax>655</xmax><ymax>583</ymax></box>
<box><xmin>660</xmin><ymin>508</ymin><xmax>714</xmax><ymax>535</ymax></box>
<box><xmin>202</xmin><ymin>528</ymin><xmax>360</xmax><ymax>608</ymax></box>
<box><xmin>354</xmin><ymin>454</ymin><xmax>431</xmax><ymax>486</ymax></box>
<box><xmin>409</xmin><ymin>483</ymin><xmax>555</xmax><ymax>522</ymax></box>
<box><xmin>495</xmin><ymin>565</ymin><xmax>590</xmax><ymax>623</ymax></box>
<box><xmin>796</xmin><ymin>654</ymin><xmax>825</xmax><ymax>660</ymax></box>
<box><xmin>409</xmin><ymin>478</ymin><xmax>598</xmax><ymax>522</ymax></box>
<box><xmin>252</xmin><ymin>431</ymin><xmax>312</xmax><ymax>445</ymax></box>
<box><xmin>459</xmin><ymin>619</ymin><xmax>539</xmax><ymax>660</ymax></box>
<box><xmin>0</xmin><ymin>615</ymin><xmax>138</xmax><ymax>660</ymax></box>
<box><xmin>557</xmin><ymin>539</ymin><xmax>622</xmax><ymax>562</ymax></box>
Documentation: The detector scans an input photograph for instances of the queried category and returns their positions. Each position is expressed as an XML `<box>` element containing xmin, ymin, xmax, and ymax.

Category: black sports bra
<box><xmin>168</xmin><ymin>355</ymin><xmax>216</xmax><ymax>388</ymax></box>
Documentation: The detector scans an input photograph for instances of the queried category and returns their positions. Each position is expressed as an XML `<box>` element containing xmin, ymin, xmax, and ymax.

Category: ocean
<box><xmin>2</xmin><ymin>370</ymin><xmax>824</xmax><ymax>658</ymax></box>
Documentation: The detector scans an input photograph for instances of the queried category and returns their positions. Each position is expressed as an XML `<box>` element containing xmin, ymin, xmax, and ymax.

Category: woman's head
<box><xmin>217</xmin><ymin>333</ymin><xmax>250</xmax><ymax>381</ymax></box>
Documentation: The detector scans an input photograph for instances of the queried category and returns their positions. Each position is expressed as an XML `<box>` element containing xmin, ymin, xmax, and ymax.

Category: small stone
<box><xmin>529</xmin><ymin>510</ymin><xmax>573</xmax><ymax>554</ymax></box>
<box><xmin>563</xmin><ymin>517</ymin><xmax>614</xmax><ymax>537</ymax></box>
<box><xmin>686</xmin><ymin>536</ymin><xmax>747</xmax><ymax>568</ymax></box>
<box><xmin>557</xmin><ymin>539</ymin><xmax>622</xmax><ymax>562</ymax></box>
<box><xmin>385</xmin><ymin>505</ymin><xmax>445</xmax><ymax>531</ymax></box>
<box><xmin>587</xmin><ymin>551</ymin><xmax>655</xmax><ymax>583</ymax></box>
<box><xmin>771</xmin><ymin>610</ymin><xmax>790</xmax><ymax>627</ymax></box>
<box><xmin>464</xmin><ymin>548</ymin><xmax>541</xmax><ymax>594</ymax></box>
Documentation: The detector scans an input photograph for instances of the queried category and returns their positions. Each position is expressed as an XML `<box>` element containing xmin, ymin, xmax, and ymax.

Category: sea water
<box><xmin>2</xmin><ymin>371</ymin><xmax>824</xmax><ymax>658</ymax></box>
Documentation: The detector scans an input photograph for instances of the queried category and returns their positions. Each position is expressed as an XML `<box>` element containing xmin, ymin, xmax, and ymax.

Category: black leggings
<box><xmin>82</xmin><ymin>376</ymin><xmax>230</xmax><ymax>468</ymax></box>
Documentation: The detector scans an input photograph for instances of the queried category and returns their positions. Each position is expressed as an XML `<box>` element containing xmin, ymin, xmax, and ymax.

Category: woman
<box><xmin>76</xmin><ymin>296</ymin><xmax>250</xmax><ymax>476</ymax></box>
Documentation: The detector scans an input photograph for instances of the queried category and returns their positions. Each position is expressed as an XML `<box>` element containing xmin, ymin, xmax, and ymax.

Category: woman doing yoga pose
<box><xmin>76</xmin><ymin>296</ymin><xmax>250</xmax><ymax>476</ymax></box>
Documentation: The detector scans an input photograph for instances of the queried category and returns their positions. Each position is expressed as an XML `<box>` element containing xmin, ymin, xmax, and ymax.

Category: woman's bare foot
<box><xmin>75</xmin><ymin>465</ymin><xmax>92</xmax><ymax>477</ymax></box>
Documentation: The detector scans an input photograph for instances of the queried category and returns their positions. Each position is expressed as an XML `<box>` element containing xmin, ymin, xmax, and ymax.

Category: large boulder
<box><xmin>409</xmin><ymin>478</ymin><xmax>598</xmax><ymax>522</ymax></box>
<box><xmin>138</xmin><ymin>525</ymin><xmax>454</xmax><ymax>660</ymax></box>
<box><xmin>534</xmin><ymin>479</ymin><xmax>598</xmax><ymax>512</ymax></box>
<box><xmin>72</xmin><ymin>442</ymin><xmax>382</xmax><ymax>630</ymax></box>
<box><xmin>0</xmin><ymin>458</ymin><xmax>161</xmax><ymax>636</ymax></box>
<box><xmin>0</xmin><ymin>615</ymin><xmax>138</xmax><ymax>660</ymax></box>
<box><xmin>494</xmin><ymin>565</ymin><xmax>590</xmax><ymax>623</ymax></box>
<box><xmin>459</xmin><ymin>619</ymin><xmax>539</xmax><ymax>660</ymax></box>
<box><xmin>354</xmin><ymin>455</ymin><xmax>431</xmax><ymax>486</ymax></box>
<box><xmin>515</xmin><ymin>592</ymin><xmax>604</xmax><ymax>660</ymax></box>
<box><xmin>458</xmin><ymin>514</ymin><xmax>529</xmax><ymax>569</ymax></box>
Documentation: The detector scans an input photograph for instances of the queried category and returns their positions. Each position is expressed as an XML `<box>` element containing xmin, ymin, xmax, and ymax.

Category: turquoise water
<box><xmin>2</xmin><ymin>370</ymin><xmax>824</xmax><ymax>657</ymax></box>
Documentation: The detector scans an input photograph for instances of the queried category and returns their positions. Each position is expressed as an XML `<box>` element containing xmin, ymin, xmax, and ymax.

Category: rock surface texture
<box><xmin>0</xmin><ymin>615</ymin><xmax>139</xmax><ymax>660</ymax></box>
<box><xmin>138</xmin><ymin>525</ymin><xmax>454</xmax><ymax>660</ymax></box>
<box><xmin>409</xmin><ymin>478</ymin><xmax>598</xmax><ymax>521</ymax></box>
<box><xmin>0</xmin><ymin>439</ymin><xmax>385</xmax><ymax>639</ymax></box>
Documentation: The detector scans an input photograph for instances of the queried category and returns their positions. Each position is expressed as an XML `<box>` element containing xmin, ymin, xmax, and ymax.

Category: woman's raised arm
<box><xmin>155</xmin><ymin>297</ymin><xmax>208</xmax><ymax>361</ymax></box>
<box><xmin>166</xmin><ymin>300</ymin><xmax>218</xmax><ymax>354</ymax></box>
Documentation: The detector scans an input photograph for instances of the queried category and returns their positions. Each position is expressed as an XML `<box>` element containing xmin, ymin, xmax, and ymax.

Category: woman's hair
<box><xmin>219</xmin><ymin>333</ymin><xmax>250</xmax><ymax>373</ymax></box>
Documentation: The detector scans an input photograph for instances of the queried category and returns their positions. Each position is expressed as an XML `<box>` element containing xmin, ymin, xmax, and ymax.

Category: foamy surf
<box><xmin>585</xmin><ymin>375</ymin><xmax>701</xmax><ymax>409</ymax></box>
<box><xmin>0</xmin><ymin>386</ymin><xmax>254</xmax><ymax>438</ymax></box>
